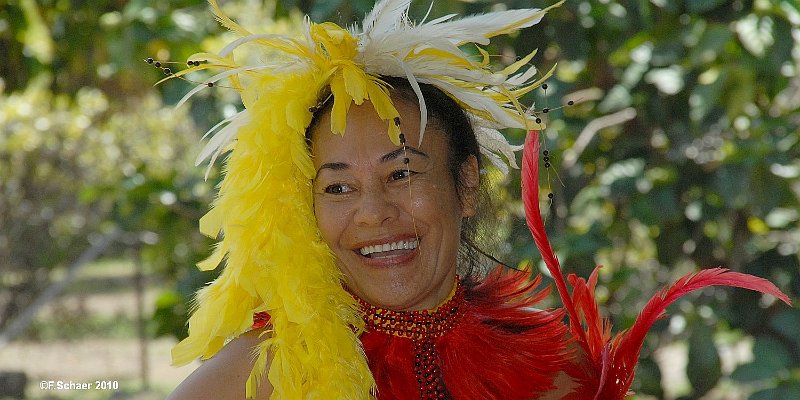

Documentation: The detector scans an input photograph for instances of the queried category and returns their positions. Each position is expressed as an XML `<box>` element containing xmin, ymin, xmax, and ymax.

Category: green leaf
<box><xmin>631</xmin><ymin>188</ymin><xmax>679</xmax><ymax>226</ymax></box>
<box><xmin>731</xmin><ymin>362</ymin><xmax>777</xmax><ymax>383</ymax></box>
<box><xmin>750</xmin><ymin>381</ymin><xmax>800</xmax><ymax>400</ymax></box>
<box><xmin>725</xmin><ymin>68</ymin><xmax>756</xmax><ymax>119</ymax></box>
<box><xmin>769</xmin><ymin>309</ymin><xmax>800</xmax><ymax>350</ymax></box>
<box><xmin>687</xmin><ymin>323</ymin><xmax>722</xmax><ymax>396</ymax></box>
<box><xmin>152</xmin><ymin>289</ymin><xmax>188</xmax><ymax>338</ymax></box>
<box><xmin>634</xmin><ymin>357</ymin><xmax>664</xmax><ymax>398</ymax></box>
<box><xmin>689</xmin><ymin>24</ymin><xmax>734</xmax><ymax>65</ymax></box>
<box><xmin>731</xmin><ymin>336</ymin><xmax>793</xmax><ymax>383</ymax></box>
<box><xmin>686</xmin><ymin>0</ymin><xmax>729</xmax><ymax>14</ymax></box>
<box><xmin>690</xmin><ymin>67</ymin><xmax>731</xmax><ymax>122</ymax></box>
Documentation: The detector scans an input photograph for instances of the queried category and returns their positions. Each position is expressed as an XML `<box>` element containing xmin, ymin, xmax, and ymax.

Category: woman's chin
<box><xmin>347</xmin><ymin>278</ymin><xmax>419</xmax><ymax>309</ymax></box>
<box><xmin>347</xmin><ymin>273</ymin><xmax>454</xmax><ymax>311</ymax></box>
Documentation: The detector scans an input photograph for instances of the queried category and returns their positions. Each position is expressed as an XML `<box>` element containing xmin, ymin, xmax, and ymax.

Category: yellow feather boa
<box><xmin>172</xmin><ymin>21</ymin><xmax>390</xmax><ymax>400</ymax></box>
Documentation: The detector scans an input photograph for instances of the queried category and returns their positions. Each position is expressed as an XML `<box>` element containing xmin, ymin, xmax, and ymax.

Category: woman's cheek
<box><xmin>318</xmin><ymin>201</ymin><xmax>356</xmax><ymax>248</ymax></box>
<box><xmin>314</xmin><ymin>202</ymin><xmax>338</xmax><ymax>244</ymax></box>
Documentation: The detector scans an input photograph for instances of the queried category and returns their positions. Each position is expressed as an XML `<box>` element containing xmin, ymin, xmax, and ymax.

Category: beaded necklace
<box><xmin>355</xmin><ymin>280</ymin><xmax>465</xmax><ymax>400</ymax></box>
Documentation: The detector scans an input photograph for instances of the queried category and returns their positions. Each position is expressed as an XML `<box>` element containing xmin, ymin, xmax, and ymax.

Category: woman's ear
<box><xmin>459</xmin><ymin>155</ymin><xmax>480</xmax><ymax>218</ymax></box>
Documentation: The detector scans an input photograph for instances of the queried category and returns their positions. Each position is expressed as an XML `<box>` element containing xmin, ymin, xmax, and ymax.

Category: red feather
<box><xmin>521</xmin><ymin>131</ymin><xmax>586</xmax><ymax>345</ymax></box>
<box><xmin>600</xmin><ymin>268</ymin><xmax>792</xmax><ymax>398</ymax></box>
<box><xmin>520</xmin><ymin>130</ymin><xmax>792</xmax><ymax>400</ymax></box>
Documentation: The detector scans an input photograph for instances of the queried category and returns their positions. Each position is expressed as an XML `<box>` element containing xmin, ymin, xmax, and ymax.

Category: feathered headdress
<box><xmin>168</xmin><ymin>0</ymin><xmax>564</xmax><ymax>398</ymax></box>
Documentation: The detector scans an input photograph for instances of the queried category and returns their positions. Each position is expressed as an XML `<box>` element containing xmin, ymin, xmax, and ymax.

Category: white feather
<box><xmin>474</xmin><ymin>124</ymin><xmax>523</xmax><ymax>170</ymax></box>
<box><xmin>196</xmin><ymin>110</ymin><xmax>251</xmax><ymax>180</ymax></box>
<box><xmin>481</xmin><ymin>147</ymin><xmax>509</xmax><ymax>175</ymax></box>
<box><xmin>424</xmin><ymin>13</ymin><xmax>456</xmax><ymax>26</ymax></box>
<box><xmin>362</xmin><ymin>0</ymin><xmax>411</xmax><ymax>37</ymax></box>
<box><xmin>506</xmin><ymin>65</ymin><xmax>539</xmax><ymax>87</ymax></box>
<box><xmin>418</xmin><ymin>1</ymin><xmax>434</xmax><ymax>24</ymax></box>
<box><xmin>362</xmin><ymin>8</ymin><xmax>546</xmax><ymax>50</ymax></box>
<box><xmin>357</xmin><ymin>6</ymin><xmax>550</xmax><ymax>89</ymax></box>
<box><xmin>359</xmin><ymin>35</ymin><xmax>462</xmax><ymax>67</ymax></box>
<box><xmin>420</xmin><ymin>78</ymin><xmax>525</xmax><ymax>129</ymax></box>
<box><xmin>362</xmin><ymin>45</ymin><xmax>505</xmax><ymax>88</ymax></box>
<box><xmin>433</xmin><ymin>9</ymin><xmax>546</xmax><ymax>44</ymax></box>
<box><xmin>401</xmin><ymin>62</ymin><xmax>428</xmax><ymax>143</ymax></box>
<box><xmin>302</xmin><ymin>16</ymin><xmax>314</xmax><ymax>45</ymax></box>
<box><xmin>403</xmin><ymin>56</ymin><xmax>503</xmax><ymax>84</ymax></box>
<box><xmin>200</xmin><ymin>111</ymin><xmax>240</xmax><ymax>142</ymax></box>
<box><xmin>355</xmin><ymin>0</ymin><xmax>562</xmax><ymax>172</ymax></box>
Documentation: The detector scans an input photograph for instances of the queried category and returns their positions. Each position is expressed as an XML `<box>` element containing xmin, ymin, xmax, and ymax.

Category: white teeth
<box><xmin>359</xmin><ymin>239</ymin><xmax>419</xmax><ymax>256</ymax></box>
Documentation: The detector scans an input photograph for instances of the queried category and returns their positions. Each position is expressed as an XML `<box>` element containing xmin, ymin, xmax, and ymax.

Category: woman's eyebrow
<box><xmin>315</xmin><ymin>162</ymin><xmax>349</xmax><ymax>178</ymax></box>
<box><xmin>315</xmin><ymin>147</ymin><xmax>429</xmax><ymax>178</ymax></box>
<box><xmin>380</xmin><ymin>146</ymin><xmax>428</xmax><ymax>163</ymax></box>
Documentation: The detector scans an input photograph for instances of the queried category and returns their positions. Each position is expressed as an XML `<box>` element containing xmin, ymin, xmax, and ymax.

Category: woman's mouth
<box><xmin>358</xmin><ymin>238</ymin><xmax>419</xmax><ymax>258</ymax></box>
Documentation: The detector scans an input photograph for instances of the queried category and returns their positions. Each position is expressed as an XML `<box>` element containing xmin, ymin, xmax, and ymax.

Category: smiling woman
<box><xmin>163</xmin><ymin>1</ymin><xmax>790</xmax><ymax>399</ymax></box>
<box><xmin>168</xmin><ymin>76</ymin><xmax>573</xmax><ymax>400</ymax></box>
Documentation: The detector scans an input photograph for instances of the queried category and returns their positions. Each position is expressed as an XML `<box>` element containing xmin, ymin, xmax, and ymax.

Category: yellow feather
<box><xmin>208</xmin><ymin>0</ymin><xmax>251</xmax><ymax>37</ymax></box>
<box><xmin>342</xmin><ymin>65</ymin><xmax>368</xmax><ymax>105</ymax></box>
<box><xmin>196</xmin><ymin>244</ymin><xmax>225</xmax><ymax>271</ymax></box>
<box><xmin>501</xmin><ymin>49</ymin><xmax>538</xmax><ymax>76</ymax></box>
<box><xmin>312</xmin><ymin>23</ymin><xmax>358</xmax><ymax>60</ymax></box>
<box><xmin>198</xmin><ymin>206</ymin><xmax>223</xmax><ymax>238</ymax></box>
<box><xmin>365</xmin><ymin>80</ymin><xmax>401</xmax><ymax>145</ymax></box>
<box><xmin>410</xmin><ymin>47</ymin><xmax>475</xmax><ymax>69</ymax></box>
<box><xmin>476</xmin><ymin>46</ymin><xmax>491</xmax><ymax>67</ymax></box>
<box><xmin>329</xmin><ymin>76</ymin><xmax>353</xmax><ymax>135</ymax></box>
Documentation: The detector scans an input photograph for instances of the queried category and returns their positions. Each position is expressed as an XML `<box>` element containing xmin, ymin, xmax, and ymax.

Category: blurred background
<box><xmin>1</xmin><ymin>0</ymin><xmax>798</xmax><ymax>399</ymax></box>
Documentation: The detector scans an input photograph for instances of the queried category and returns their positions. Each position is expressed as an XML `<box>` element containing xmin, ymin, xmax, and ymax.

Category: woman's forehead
<box><xmin>311</xmin><ymin>100</ymin><xmax>441</xmax><ymax>159</ymax></box>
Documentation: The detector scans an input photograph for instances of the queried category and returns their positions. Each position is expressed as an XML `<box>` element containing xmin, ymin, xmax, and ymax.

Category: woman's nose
<box><xmin>353</xmin><ymin>185</ymin><xmax>400</xmax><ymax>226</ymax></box>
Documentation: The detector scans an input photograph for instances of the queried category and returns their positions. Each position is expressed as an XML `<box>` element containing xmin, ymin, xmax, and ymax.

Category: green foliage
<box><xmin>3</xmin><ymin>0</ymin><xmax>798</xmax><ymax>398</ymax></box>
<box><xmin>0</xmin><ymin>0</ymin><xmax>226</xmax><ymax>338</ymax></box>
<box><xmin>0</xmin><ymin>76</ymin><xmax>215</xmax><ymax>330</ymax></box>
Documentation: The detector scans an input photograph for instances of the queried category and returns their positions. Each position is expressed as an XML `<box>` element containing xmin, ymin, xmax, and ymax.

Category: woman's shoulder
<box><xmin>166</xmin><ymin>328</ymin><xmax>273</xmax><ymax>400</ymax></box>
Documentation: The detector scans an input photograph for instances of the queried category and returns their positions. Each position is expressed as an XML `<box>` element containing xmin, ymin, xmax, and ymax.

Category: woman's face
<box><xmin>311</xmin><ymin>98</ymin><xmax>477</xmax><ymax>311</ymax></box>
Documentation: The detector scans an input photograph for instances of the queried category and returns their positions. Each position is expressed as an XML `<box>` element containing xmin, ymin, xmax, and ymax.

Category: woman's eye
<box><xmin>324</xmin><ymin>183</ymin><xmax>353</xmax><ymax>194</ymax></box>
<box><xmin>390</xmin><ymin>169</ymin><xmax>414</xmax><ymax>181</ymax></box>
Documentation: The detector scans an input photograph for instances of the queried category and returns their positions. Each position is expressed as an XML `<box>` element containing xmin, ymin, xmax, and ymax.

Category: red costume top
<box><xmin>359</xmin><ymin>271</ymin><xmax>569</xmax><ymax>400</ymax></box>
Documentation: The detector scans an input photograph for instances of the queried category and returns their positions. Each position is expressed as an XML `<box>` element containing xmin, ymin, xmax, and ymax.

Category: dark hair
<box><xmin>306</xmin><ymin>77</ymin><xmax>505</xmax><ymax>279</ymax></box>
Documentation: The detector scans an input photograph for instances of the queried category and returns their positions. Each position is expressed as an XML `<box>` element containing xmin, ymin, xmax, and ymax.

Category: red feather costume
<box><xmin>254</xmin><ymin>131</ymin><xmax>791</xmax><ymax>400</ymax></box>
<box><xmin>360</xmin><ymin>270</ymin><xmax>570</xmax><ymax>400</ymax></box>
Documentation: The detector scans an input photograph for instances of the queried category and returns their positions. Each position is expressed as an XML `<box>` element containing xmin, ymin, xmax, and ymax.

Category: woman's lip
<box><xmin>356</xmin><ymin>246</ymin><xmax>419</xmax><ymax>268</ymax></box>
<box><xmin>352</xmin><ymin>238</ymin><xmax>420</xmax><ymax>268</ymax></box>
